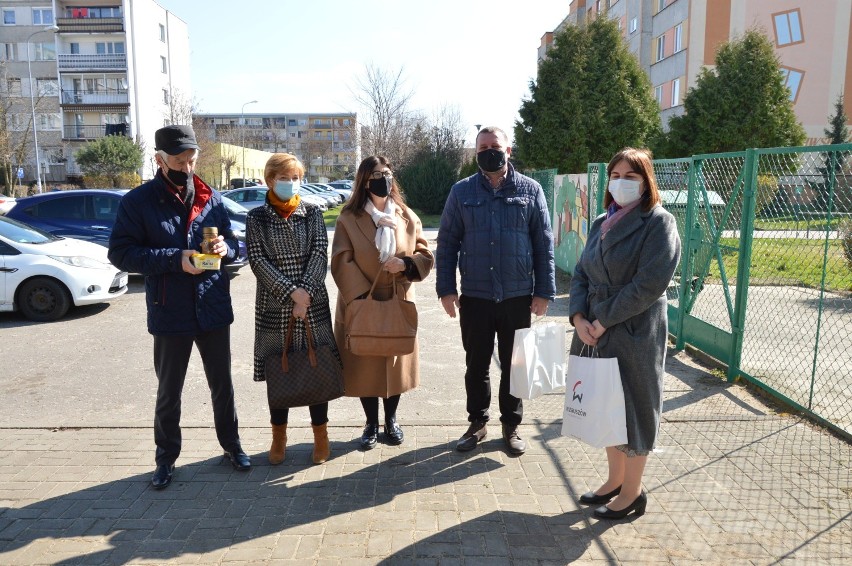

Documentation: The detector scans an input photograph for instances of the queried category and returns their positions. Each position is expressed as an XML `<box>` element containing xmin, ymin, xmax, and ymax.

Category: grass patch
<box><xmin>324</xmin><ymin>206</ymin><xmax>442</xmax><ymax>229</ymax></box>
<box><xmin>705</xmin><ymin>237</ymin><xmax>852</xmax><ymax>292</ymax></box>
<box><xmin>754</xmin><ymin>216</ymin><xmax>846</xmax><ymax>232</ymax></box>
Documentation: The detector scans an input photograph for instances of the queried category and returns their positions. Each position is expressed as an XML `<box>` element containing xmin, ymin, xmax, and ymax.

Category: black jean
<box><xmin>459</xmin><ymin>294</ymin><xmax>531</xmax><ymax>426</ymax></box>
<box><xmin>360</xmin><ymin>395</ymin><xmax>401</xmax><ymax>425</ymax></box>
<box><xmin>269</xmin><ymin>404</ymin><xmax>329</xmax><ymax>426</ymax></box>
<box><xmin>152</xmin><ymin>325</ymin><xmax>241</xmax><ymax>466</ymax></box>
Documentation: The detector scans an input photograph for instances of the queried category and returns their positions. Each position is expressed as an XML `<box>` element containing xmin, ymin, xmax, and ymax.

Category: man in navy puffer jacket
<box><xmin>437</xmin><ymin>126</ymin><xmax>555</xmax><ymax>456</ymax></box>
<box><xmin>109</xmin><ymin>125</ymin><xmax>250</xmax><ymax>490</ymax></box>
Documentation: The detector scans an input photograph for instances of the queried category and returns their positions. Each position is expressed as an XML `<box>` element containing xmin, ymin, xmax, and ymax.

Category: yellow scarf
<box><xmin>267</xmin><ymin>189</ymin><xmax>301</xmax><ymax>219</ymax></box>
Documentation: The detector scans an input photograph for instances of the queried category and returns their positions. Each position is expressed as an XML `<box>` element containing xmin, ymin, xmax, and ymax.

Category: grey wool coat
<box><xmin>568</xmin><ymin>204</ymin><xmax>681</xmax><ymax>452</ymax></box>
<box><xmin>331</xmin><ymin>205</ymin><xmax>434</xmax><ymax>398</ymax></box>
<box><xmin>246</xmin><ymin>201</ymin><xmax>339</xmax><ymax>384</ymax></box>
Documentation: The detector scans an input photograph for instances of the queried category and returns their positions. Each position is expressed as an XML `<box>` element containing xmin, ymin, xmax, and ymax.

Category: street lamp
<box><xmin>26</xmin><ymin>25</ymin><xmax>59</xmax><ymax>193</ymax></box>
<box><xmin>240</xmin><ymin>100</ymin><xmax>257</xmax><ymax>186</ymax></box>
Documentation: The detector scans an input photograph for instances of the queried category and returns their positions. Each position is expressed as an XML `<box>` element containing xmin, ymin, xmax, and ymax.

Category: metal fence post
<box><xmin>674</xmin><ymin>158</ymin><xmax>699</xmax><ymax>349</ymax></box>
<box><xmin>729</xmin><ymin>148</ymin><xmax>758</xmax><ymax>382</ymax></box>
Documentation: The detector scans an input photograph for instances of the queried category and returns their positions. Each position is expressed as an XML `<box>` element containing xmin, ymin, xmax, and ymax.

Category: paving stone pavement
<box><xmin>1</xmin><ymin>231</ymin><xmax>850</xmax><ymax>564</ymax></box>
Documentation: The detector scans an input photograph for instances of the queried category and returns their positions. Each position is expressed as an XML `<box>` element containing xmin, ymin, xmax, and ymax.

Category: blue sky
<box><xmin>158</xmin><ymin>0</ymin><xmax>568</xmax><ymax>145</ymax></box>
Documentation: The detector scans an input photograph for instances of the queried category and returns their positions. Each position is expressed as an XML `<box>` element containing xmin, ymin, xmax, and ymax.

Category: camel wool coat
<box><xmin>331</xmin><ymin>204</ymin><xmax>433</xmax><ymax>398</ymax></box>
<box><xmin>568</xmin><ymin>204</ymin><xmax>681</xmax><ymax>452</ymax></box>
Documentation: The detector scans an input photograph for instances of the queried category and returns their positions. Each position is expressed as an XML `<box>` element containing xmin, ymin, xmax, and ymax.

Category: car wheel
<box><xmin>17</xmin><ymin>277</ymin><xmax>72</xmax><ymax>322</ymax></box>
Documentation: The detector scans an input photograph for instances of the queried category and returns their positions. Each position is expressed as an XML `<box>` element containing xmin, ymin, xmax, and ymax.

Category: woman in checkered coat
<box><xmin>246</xmin><ymin>153</ymin><xmax>339</xmax><ymax>466</ymax></box>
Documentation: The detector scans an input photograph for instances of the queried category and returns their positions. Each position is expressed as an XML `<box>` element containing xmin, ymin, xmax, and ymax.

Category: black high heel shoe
<box><xmin>594</xmin><ymin>492</ymin><xmax>647</xmax><ymax>520</ymax></box>
<box><xmin>579</xmin><ymin>485</ymin><xmax>621</xmax><ymax>505</ymax></box>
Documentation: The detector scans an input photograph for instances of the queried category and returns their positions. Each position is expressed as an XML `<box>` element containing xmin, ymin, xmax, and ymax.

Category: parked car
<box><xmin>229</xmin><ymin>178</ymin><xmax>261</xmax><ymax>189</ymax></box>
<box><xmin>327</xmin><ymin>180</ymin><xmax>353</xmax><ymax>191</ymax></box>
<box><xmin>0</xmin><ymin>194</ymin><xmax>16</xmax><ymax>215</ymax></box>
<box><xmin>222</xmin><ymin>186</ymin><xmax>328</xmax><ymax>211</ymax></box>
<box><xmin>308</xmin><ymin>182</ymin><xmax>350</xmax><ymax>202</ymax></box>
<box><xmin>0</xmin><ymin>215</ymin><xmax>128</xmax><ymax>321</ymax></box>
<box><xmin>300</xmin><ymin>184</ymin><xmax>342</xmax><ymax>206</ymax></box>
<box><xmin>6</xmin><ymin>189</ymin><xmax>248</xmax><ymax>272</ymax></box>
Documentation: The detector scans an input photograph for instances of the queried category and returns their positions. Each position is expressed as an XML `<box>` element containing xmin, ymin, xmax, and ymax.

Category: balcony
<box><xmin>63</xmin><ymin>124</ymin><xmax>130</xmax><ymax>140</ymax></box>
<box><xmin>60</xmin><ymin>89</ymin><xmax>129</xmax><ymax>106</ymax></box>
<box><xmin>58</xmin><ymin>53</ymin><xmax>126</xmax><ymax>72</ymax></box>
<box><xmin>56</xmin><ymin>17</ymin><xmax>124</xmax><ymax>33</ymax></box>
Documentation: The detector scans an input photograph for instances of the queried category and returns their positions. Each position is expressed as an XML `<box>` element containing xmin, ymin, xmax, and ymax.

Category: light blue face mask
<box><xmin>273</xmin><ymin>180</ymin><xmax>299</xmax><ymax>200</ymax></box>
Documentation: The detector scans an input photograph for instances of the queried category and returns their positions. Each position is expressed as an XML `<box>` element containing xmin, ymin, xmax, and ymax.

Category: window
<box><xmin>343</xmin><ymin>118</ymin><xmax>350</xmax><ymax>126</ymax></box>
<box><xmin>37</xmin><ymin>113</ymin><xmax>61</xmax><ymax>130</ymax></box>
<box><xmin>1</xmin><ymin>43</ymin><xmax>17</xmax><ymax>61</ymax></box>
<box><xmin>96</xmin><ymin>42</ymin><xmax>124</xmax><ymax>54</ymax></box>
<box><xmin>159</xmin><ymin>23</ymin><xmax>165</xmax><ymax>42</ymax></box>
<box><xmin>674</xmin><ymin>24</ymin><xmax>683</xmax><ymax>52</ymax></box>
<box><xmin>163</xmin><ymin>89</ymin><xmax>169</xmax><ymax>104</ymax></box>
<box><xmin>629</xmin><ymin>18</ymin><xmax>638</xmax><ymax>34</ymax></box>
<box><xmin>37</xmin><ymin>78</ymin><xmax>59</xmax><ymax>96</ymax></box>
<box><xmin>160</xmin><ymin>56</ymin><xmax>167</xmax><ymax>73</ymax></box>
<box><xmin>774</xmin><ymin>10</ymin><xmax>803</xmax><ymax>47</ymax></box>
<box><xmin>781</xmin><ymin>67</ymin><xmax>804</xmax><ymax>102</ymax></box>
<box><xmin>654</xmin><ymin>85</ymin><xmax>663</xmax><ymax>105</ymax></box>
<box><xmin>7</xmin><ymin>78</ymin><xmax>22</xmax><ymax>96</ymax></box>
<box><xmin>92</xmin><ymin>195</ymin><xmax>120</xmax><ymax>221</ymax></box>
<box><xmin>69</xmin><ymin>42</ymin><xmax>80</xmax><ymax>54</ymax></box>
<box><xmin>655</xmin><ymin>35</ymin><xmax>665</xmax><ymax>62</ymax></box>
<box><xmin>656</xmin><ymin>0</ymin><xmax>666</xmax><ymax>12</ymax></box>
<box><xmin>671</xmin><ymin>78</ymin><xmax>681</xmax><ymax>107</ymax></box>
<box><xmin>2</xmin><ymin>9</ymin><xmax>15</xmax><ymax>25</ymax></box>
<box><xmin>34</xmin><ymin>42</ymin><xmax>56</xmax><ymax>60</ymax></box>
<box><xmin>32</xmin><ymin>8</ymin><xmax>54</xmax><ymax>25</ymax></box>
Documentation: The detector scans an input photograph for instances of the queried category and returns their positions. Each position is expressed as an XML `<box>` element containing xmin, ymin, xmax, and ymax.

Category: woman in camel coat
<box><xmin>331</xmin><ymin>155</ymin><xmax>433</xmax><ymax>450</ymax></box>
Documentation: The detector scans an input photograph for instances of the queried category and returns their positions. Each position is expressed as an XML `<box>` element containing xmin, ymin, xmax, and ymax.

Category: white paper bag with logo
<box><xmin>509</xmin><ymin>322</ymin><xmax>568</xmax><ymax>400</ymax></box>
<box><xmin>561</xmin><ymin>350</ymin><xmax>628</xmax><ymax>448</ymax></box>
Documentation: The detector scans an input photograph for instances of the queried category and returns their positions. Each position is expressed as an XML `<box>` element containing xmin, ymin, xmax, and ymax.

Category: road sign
<box><xmin>16</xmin><ymin>167</ymin><xmax>24</xmax><ymax>179</ymax></box>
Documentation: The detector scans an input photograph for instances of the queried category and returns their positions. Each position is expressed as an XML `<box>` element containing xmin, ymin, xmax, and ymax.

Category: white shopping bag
<box><xmin>561</xmin><ymin>353</ymin><xmax>628</xmax><ymax>448</ymax></box>
<box><xmin>509</xmin><ymin>323</ymin><xmax>567</xmax><ymax>399</ymax></box>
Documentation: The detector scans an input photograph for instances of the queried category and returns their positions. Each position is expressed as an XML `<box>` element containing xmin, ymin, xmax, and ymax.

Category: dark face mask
<box><xmin>477</xmin><ymin>148</ymin><xmax>507</xmax><ymax>173</ymax></box>
<box><xmin>367</xmin><ymin>176</ymin><xmax>391</xmax><ymax>198</ymax></box>
<box><xmin>164</xmin><ymin>165</ymin><xmax>189</xmax><ymax>187</ymax></box>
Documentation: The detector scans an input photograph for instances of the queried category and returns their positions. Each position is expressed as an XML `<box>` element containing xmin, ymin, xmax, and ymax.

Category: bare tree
<box><xmin>0</xmin><ymin>61</ymin><xmax>48</xmax><ymax>196</ymax></box>
<box><xmin>164</xmin><ymin>88</ymin><xmax>197</xmax><ymax>126</ymax></box>
<box><xmin>349</xmin><ymin>64</ymin><xmax>421</xmax><ymax>167</ymax></box>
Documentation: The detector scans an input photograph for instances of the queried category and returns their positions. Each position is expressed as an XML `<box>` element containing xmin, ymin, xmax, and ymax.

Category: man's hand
<box><xmin>440</xmin><ymin>294</ymin><xmax>460</xmax><ymax>318</ymax></box>
<box><xmin>531</xmin><ymin>296</ymin><xmax>550</xmax><ymax>317</ymax></box>
<box><xmin>590</xmin><ymin>319</ymin><xmax>607</xmax><ymax>339</ymax></box>
<box><xmin>181</xmin><ymin>250</ymin><xmax>203</xmax><ymax>274</ymax></box>
<box><xmin>572</xmin><ymin>313</ymin><xmax>598</xmax><ymax>347</ymax></box>
<box><xmin>209</xmin><ymin>235</ymin><xmax>228</xmax><ymax>257</ymax></box>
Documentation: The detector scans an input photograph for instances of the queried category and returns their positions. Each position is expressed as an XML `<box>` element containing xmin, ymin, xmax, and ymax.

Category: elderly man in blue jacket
<box><xmin>436</xmin><ymin>126</ymin><xmax>556</xmax><ymax>455</ymax></box>
<box><xmin>108</xmin><ymin>125</ymin><xmax>250</xmax><ymax>490</ymax></box>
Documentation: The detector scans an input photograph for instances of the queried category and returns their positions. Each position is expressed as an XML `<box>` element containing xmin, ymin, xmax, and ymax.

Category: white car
<box><xmin>0</xmin><ymin>216</ymin><xmax>128</xmax><ymax>321</ymax></box>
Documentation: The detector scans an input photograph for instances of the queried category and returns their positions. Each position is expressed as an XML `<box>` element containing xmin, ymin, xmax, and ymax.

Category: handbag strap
<box><xmin>365</xmin><ymin>265</ymin><xmax>400</xmax><ymax>300</ymax></box>
<box><xmin>281</xmin><ymin>315</ymin><xmax>318</xmax><ymax>372</ymax></box>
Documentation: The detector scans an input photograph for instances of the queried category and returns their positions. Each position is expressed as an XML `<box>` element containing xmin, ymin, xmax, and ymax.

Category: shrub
<box><xmin>840</xmin><ymin>218</ymin><xmax>852</xmax><ymax>270</ymax></box>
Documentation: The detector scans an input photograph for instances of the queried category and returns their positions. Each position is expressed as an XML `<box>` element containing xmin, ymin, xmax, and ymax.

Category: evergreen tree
<box><xmin>818</xmin><ymin>94</ymin><xmax>851</xmax><ymax>209</ymax></box>
<box><xmin>514</xmin><ymin>17</ymin><xmax>660</xmax><ymax>173</ymax></box>
<box><xmin>75</xmin><ymin>135</ymin><xmax>144</xmax><ymax>188</ymax></box>
<box><xmin>660</xmin><ymin>29</ymin><xmax>806</xmax><ymax>157</ymax></box>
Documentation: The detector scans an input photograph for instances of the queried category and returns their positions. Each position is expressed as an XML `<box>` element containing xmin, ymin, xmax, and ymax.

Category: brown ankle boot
<box><xmin>269</xmin><ymin>423</ymin><xmax>287</xmax><ymax>465</ymax></box>
<box><xmin>312</xmin><ymin>422</ymin><xmax>330</xmax><ymax>464</ymax></box>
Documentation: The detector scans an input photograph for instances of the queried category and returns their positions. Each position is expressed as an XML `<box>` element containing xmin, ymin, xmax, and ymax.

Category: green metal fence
<box><xmin>587</xmin><ymin>144</ymin><xmax>852</xmax><ymax>438</ymax></box>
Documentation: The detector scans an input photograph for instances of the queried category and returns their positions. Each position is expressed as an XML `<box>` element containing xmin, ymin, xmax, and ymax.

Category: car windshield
<box><xmin>222</xmin><ymin>196</ymin><xmax>249</xmax><ymax>214</ymax></box>
<box><xmin>0</xmin><ymin>216</ymin><xmax>62</xmax><ymax>244</ymax></box>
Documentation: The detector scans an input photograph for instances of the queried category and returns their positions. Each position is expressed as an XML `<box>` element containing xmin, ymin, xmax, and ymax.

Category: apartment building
<box><xmin>1</xmin><ymin>0</ymin><xmax>190</xmax><ymax>186</ymax></box>
<box><xmin>541</xmin><ymin>0</ymin><xmax>851</xmax><ymax>142</ymax></box>
<box><xmin>195</xmin><ymin>112</ymin><xmax>360</xmax><ymax>181</ymax></box>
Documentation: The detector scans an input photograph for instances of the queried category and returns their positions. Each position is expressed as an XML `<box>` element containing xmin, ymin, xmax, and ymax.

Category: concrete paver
<box><xmin>1</xmin><ymin>232</ymin><xmax>850</xmax><ymax>564</ymax></box>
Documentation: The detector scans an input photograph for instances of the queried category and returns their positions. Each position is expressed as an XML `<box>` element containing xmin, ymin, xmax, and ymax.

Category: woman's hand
<box><xmin>590</xmin><ymin>319</ymin><xmax>607</xmax><ymax>338</ymax></box>
<box><xmin>382</xmin><ymin>257</ymin><xmax>405</xmax><ymax>274</ymax></box>
<box><xmin>290</xmin><ymin>287</ymin><xmax>311</xmax><ymax>308</ymax></box>
<box><xmin>292</xmin><ymin>302</ymin><xmax>308</xmax><ymax>320</ymax></box>
<box><xmin>572</xmin><ymin>313</ymin><xmax>598</xmax><ymax>347</ymax></box>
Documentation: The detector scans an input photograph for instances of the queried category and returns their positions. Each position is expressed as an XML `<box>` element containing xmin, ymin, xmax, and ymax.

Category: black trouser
<box><xmin>270</xmin><ymin>404</ymin><xmax>328</xmax><ymax>426</ymax></box>
<box><xmin>360</xmin><ymin>395</ymin><xmax>401</xmax><ymax>425</ymax></box>
<box><xmin>459</xmin><ymin>294</ymin><xmax>531</xmax><ymax>426</ymax></box>
<box><xmin>152</xmin><ymin>326</ymin><xmax>241</xmax><ymax>466</ymax></box>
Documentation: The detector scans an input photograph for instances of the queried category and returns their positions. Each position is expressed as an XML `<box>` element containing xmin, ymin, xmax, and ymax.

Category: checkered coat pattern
<box><xmin>246</xmin><ymin>201</ymin><xmax>339</xmax><ymax>382</ymax></box>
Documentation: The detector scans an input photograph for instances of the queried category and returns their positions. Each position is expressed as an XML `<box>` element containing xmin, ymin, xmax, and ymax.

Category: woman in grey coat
<box><xmin>569</xmin><ymin>148</ymin><xmax>681</xmax><ymax>520</ymax></box>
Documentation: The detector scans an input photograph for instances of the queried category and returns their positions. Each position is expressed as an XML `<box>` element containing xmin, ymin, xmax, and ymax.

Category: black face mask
<box><xmin>367</xmin><ymin>176</ymin><xmax>391</xmax><ymax>198</ymax></box>
<box><xmin>477</xmin><ymin>148</ymin><xmax>507</xmax><ymax>173</ymax></box>
<box><xmin>163</xmin><ymin>165</ymin><xmax>189</xmax><ymax>187</ymax></box>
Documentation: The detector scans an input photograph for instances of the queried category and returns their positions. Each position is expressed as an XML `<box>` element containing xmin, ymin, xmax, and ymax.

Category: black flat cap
<box><xmin>155</xmin><ymin>125</ymin><xmax>199</xmax><ymax>155</ymax></box>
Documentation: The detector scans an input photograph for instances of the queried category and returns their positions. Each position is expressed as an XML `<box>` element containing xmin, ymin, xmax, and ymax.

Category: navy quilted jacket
<box><xmin>436</xmin><ymin>164</ymin><xmax>556</xmax><ymax>302</ymax></box>
<box><xmin>108</xmin><ymin>174</ymin><xmax>238</xmax><ymax>335</ymax></box>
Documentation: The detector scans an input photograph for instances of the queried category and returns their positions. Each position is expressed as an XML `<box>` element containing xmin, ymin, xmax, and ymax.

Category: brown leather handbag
<box><xmin>344</xmin><ymin>267</ymin><xmax>418</xmax><ymax>356</ymax></box>
<box><xmin>265</xmin><ymin>316</ymin><xmax>344</xmax><ymax>409</ymax></box>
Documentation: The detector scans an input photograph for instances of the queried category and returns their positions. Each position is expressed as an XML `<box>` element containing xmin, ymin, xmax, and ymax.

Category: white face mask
<box><xmin>273</xmin><ymin>180</ymin><xmax>299</xmax><ymax>200</ymax></box>
<box><xmin>608</xmin><ymin>178</ymin><xmax>643</xmax><ymax>206</ymax></box>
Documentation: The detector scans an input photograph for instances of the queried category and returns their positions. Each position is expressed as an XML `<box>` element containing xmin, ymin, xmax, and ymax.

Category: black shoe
<box><xmin>456</xmin><ymin>419</ymin><xmax>487</xmax><ymax>452</ymax></box>
<box><xmin>360</xmin><ymin>423</ymin><xmax>379</xmax><ymax>450</ymax></box>
<box><xmin>224</xmin><ymin>448</ymin><xmax>251</xmax><ymax>471</ymax></box>
<box><xmin>501</xmin><ymin>423</ymin><xmax>526</xmax><ymax>455</ymax></box>
<box><xmin>151</xmin><ymin>464</ymin><xmax>174</xmax><ymax>489</ymax></box>
<box><xmin>384</xmin><ymin>417</ymin><xmax>404</xmax><ymax>445</ymax></box>
<box><xmin>594</xmin><ymin>492</ymin><xmax>647</xmax><ymax>520</ymax></box>
<box><xmin>579</xmin><ymin>485</ymin><xmax>622</xmax><ymax>505</ymax></box>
